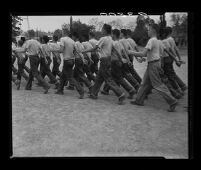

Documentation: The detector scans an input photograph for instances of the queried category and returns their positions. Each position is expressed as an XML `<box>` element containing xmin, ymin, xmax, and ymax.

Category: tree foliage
<box><xmin>12</xmin><ymin>15</ymin><xmax>22</xmax><ymax>37</ymax></box>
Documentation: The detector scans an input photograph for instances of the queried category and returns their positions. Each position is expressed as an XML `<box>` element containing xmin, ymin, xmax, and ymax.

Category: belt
<box><xmin>148</xmin><ymin>59</ymin><xmax>160</xmax><ymax>64</ymax></box>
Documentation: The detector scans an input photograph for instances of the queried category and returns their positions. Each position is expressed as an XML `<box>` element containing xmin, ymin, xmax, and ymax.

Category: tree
<box><xmin>88</xmin><ymin>17</ymin><xmax>104</xmax><ymax>31</ymax></box>
<box><xmin>125</xmin><ymin>21</ymin><xmax>136</xmax><ymax>31</ymax></box>
<box><xmin>53</xmin><ymin>29</ymin><xmax>63</xmax><ymax>38</ymax></box>
<box><xmin>27</xmin><ymin>29</ymin><xmax>35</xmax><ymax>38</ymax></box>
<box><xmin>108</xmin><ymin>19</ymin><xmax>124</xmax><ymax>29</ymax></box>
<box><xmin>61</xmin><ymin>23</ymin><xmax>70</xmax><ymax>36</ymax></box>
<box><xmin>12</xmin><ymin>15</ymin><xmax>22</xmax><ymax>37</ymax></box>
<box><xmin>132</xmin><ymin>15</ymin><xmax>149</xmax><ymax>46</ymax></box>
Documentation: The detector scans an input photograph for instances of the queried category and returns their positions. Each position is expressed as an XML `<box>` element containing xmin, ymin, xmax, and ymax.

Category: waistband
<box><xmin>148</xmin><ymin>59</ymin><xmax>160</xmax><ymax>64</ymax></box>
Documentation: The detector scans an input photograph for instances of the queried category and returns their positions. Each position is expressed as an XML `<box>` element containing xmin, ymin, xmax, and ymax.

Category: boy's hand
<box><xmin>176</xmin><ymin>60</ymin><xmax>181</xmax><ymax>67</ymax></box>
<box><xmin>83</xmin><ymin>59</ymin><xmax>88</xmax><ymax>65</ymax></box>
<box><xmin>179</xmin><ymin>60</ymin><xmax>186</xmax><ymax>64</ymax></box>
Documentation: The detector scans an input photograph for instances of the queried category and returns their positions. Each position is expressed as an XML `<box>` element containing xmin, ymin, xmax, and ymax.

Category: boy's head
<box><xmin>166</xmin><ymin>26</ymin><xmax>173</xmax><ymax>36</ymax></box>
<box><xmin>120</xmin><ymin>29</ymin><xmax>127</xmax><ymax>38</ymax></box>
<box><xmin>101</xmin><ymin>24</ymin><xmax>112</xmax><ymax>35</ymax></box>
<box><xmin>42</xmin><ymin>35</ymin><xmax>49</xmax><ymax>44</ymax></box>
<box><xmin>148</xmin><ymin>24</ymin><xmax>159</xmax><ymax>37</ymax></box>
<box><xmin>82</xmin><ymin>34</ymin><xmax>89</xmax><ymax>42</ymax></box>
<box><xmin>53</xmin><ymin>34</ymin><xmax>59</xmax><ymax>42</ymax></box>
<box><xmin>126</xmin><ymin>29</ymin><xmax>132</xmax><ymax>37</ymax></box>
<box><xmin>72</xmin><ymin>31</ymin><xmax>80</xmax><ymax>41</ymax></box>
<box><xmin>17</xmin><ymin>39</ymin><xmax>24</xmax><ymax>47</ymax></box>
<box><xmin>21</xmin><ymin>36</ymin><xmax>26</xmax><ymax>43</ymax></box>
<box><xmin>89</xmin><ymin>31</ymin><xmax>95</xmax><ymax>39</ymax></box>
<box><xmin>112</xmin><ymin>29</ymin><xmax>120</xmax><ymax>40</ymax></box>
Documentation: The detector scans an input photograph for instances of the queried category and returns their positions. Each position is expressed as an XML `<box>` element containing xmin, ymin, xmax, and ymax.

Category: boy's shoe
<box><xmin>44</xmin><ymin>85</ymin><xmax>51</xmax><ymax>94</ymax></box>
<box><xmin>55</xmin><ymin>90</ymin><xmax>64</xmax><ymax>95</ymax></box>
<box><xmin>168</xmin><ymin>102</ymin><xmax>178</xmax><ymax>112</ymax></box>
<box><xmin>127</xmin><ymin>90</ymin><xmax>136</xmax><ymax>99</ymax></box>
<box><xmin>101</xmin><ymin>90</ymin><xmax>109</xmax><ymax>95</ymax></box>
<box><xmin>130</xmin><ymin>100</ymin><xmax>144</xmax><ymax>106</ymax></box>
<box><xmin>25</xmin><ymin>87</ymin><xmax>32</xmax><ymax>90</ymax></box>
<box><xmin>88</xmin><ymin>94</ymin><xmax>98</xmax><ymax>99</ymax></box>
<box><xmin>79</xmin><ymin>93</ymin><xmax>84</xmax><ymax>99</ymax></box>
<box><xmin>48</xmin><ymin>80</ymin><xmax>55</xmax><ymax>84</ymax></box>
<box><xmin>66</xmin><ymin>86</ymin><xmax>74</xmax><ymax>90</ymax></box>
<box><xmin>118</xmin><ymin>93</ymin><xmax>126</xmax><ymax>105</ymax></box>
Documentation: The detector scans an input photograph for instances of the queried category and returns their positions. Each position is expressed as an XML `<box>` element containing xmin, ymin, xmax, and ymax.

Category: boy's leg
<box><xmin>149</xmin><ymin>62</ymin><xmax>177</xmax><ymax>110</ymax></box>
<box><xmin>174</xmin><ymin>74</ymin><xmax>187</xmax><ymax>91</ymax></box>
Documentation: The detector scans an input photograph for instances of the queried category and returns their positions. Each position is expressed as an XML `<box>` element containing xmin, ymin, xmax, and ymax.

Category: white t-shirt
<box><xmin>89</xmin><ymin>38</ymin><xmax>100</xmax><ymax>57</ymax></box>
<box><xmin>49</xmin><ymin>42</ymin><xmax>61</xmax><ymax>58</ymax></box>
<box><xmin>119</xmin><ymin>38</ymin><xmax>132</xmax><ymax>54</ymax></box>
<box><xmin>96</xmin><ymin>36</ymin><xmax>113</xmax><ymax>58</ymax></box>
<box><xmin>74</xmin><ymin>41</ymin><xmax>85</xmax><ymax>59</ymax></box>
<box><xmin>145</xmin><ymin>37</ymin><xmax>161</xmax><ymax>62</ymax></box>
<box><xmin>127</xmin><ymin>38</ymin><xmax>137</xmax><ymax>50</ymax></box>
<box><xmin>111</xmin><ymin>40</ymin><xmax>125</xmax><ymax>61</ymax></box>
<box><xmin>23</xmin><ymin>39</ymin><xmax>41</xmax><ymax>56</ymax></box>
<box><xmin>60</xmin><ymin>36</ymin><xmax>75</xmax><ymax>60</ymax></box>
<box><xmin>82</xmin><ymin>41</ymin><xmax>93</xmax><ymax>59</ymax></box>
<box><xmin>166</xmin><ymin>37</ymin><xmax>176</xmax><ymax>51</ymax></box>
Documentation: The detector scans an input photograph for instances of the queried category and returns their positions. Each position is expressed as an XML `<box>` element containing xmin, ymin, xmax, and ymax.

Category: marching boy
<box><xmin>128</xmin><ymin>24</ymin><xmax>178</xmax><ymax>112</ymax></box>
<box><xmin>82</xmin><ymin>24</ymin><xmax>126</xmax><ymax>105</ymax></box>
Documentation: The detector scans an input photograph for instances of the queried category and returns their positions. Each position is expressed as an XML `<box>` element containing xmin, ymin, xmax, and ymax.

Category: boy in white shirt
<box><xmin>82</xmin><ymin>24</ymin><xmax>126</xmax><ymax>104</ymax></box>
<box><xmin>128</xmin><ymin>24</ymin><xmax>178</xmax><ymax>112</ymax></box>
<box><xmin>120</xmin><ymin>29</ymin><xmax>142</xmax><ymax>84</ymax></box>
<box><xmin>105</xmin><ymin>29</ymin><xmax>136</xmax><ymax>99</ymax></box>
<box><xmin>71</xmin><ymin>31</ymin><xmax>93</xmax><ymax>94</ymax></box>
<box><xmin>166</xmin><ymin>27</ymin><xmax>187</xmax><ymax>92</ymax></box>
<box><xmin>88</xmin><ymin>32</ymin><xmax>100</xmax><ymax>75</ymax></box>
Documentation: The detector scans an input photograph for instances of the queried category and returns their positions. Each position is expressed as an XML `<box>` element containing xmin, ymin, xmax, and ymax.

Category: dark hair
<box><xmin>112</xmin><ymin>29</ymin><xmax>120</xmax><ymax>38</ymax></box>
<box><xmin>150</xmin><ymin>24</ymin><xmax>159</xmax><ymax>35</ymax></box>
<box><xmin>82</xmin><ymin>34</ymin><xmax>89</xmax><ymax>42</ymax></box>
<box><xmin>18</xmin><ymin>39</ymin><xmax>24</xmax><ymax>47</ymax></box>
<box><xmin>72</xmin><ymin>31</ymin><xmax>79</xmax><ymax>39</ymax></box>
<box><xmin>42</xmin><ymin>35</ymin><xmax>49</xmax><ymax>43</ymax></box>
<box><xmin>89</xmin><ymin>31</ymin><xmax>95</xmax><ymax>38</ymax></box>
<box><xmin>102</xmin><ymin>24</ymin><xmax>112</xmax><ymax>34</ymax></box>
<box><xmin>126</xmin><ymin>29</ymin><xmax>132</xmax><ymax>36</ymax></box>
<box><xmin>166</xmin><ymin>26</ymin><xmax>173</xmax><ymax>35</ymax></box>
<box><xmin>120</xmin><ymin>29</ymin><xmax>127</xmax><ymax>37</ymax></box>
<box><xmin>21</xmin><ymin>37</ymin><xmax>26</xmax><ymax>43</ymax></box>
<box><xmin>53</xmin><ymin>34</ymin><xmax>59</xmax><ymax>42</ymax></box>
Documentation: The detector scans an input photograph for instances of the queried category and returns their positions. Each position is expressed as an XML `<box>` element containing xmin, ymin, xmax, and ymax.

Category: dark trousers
<box><xmin>17</xmin><ymin>57</ymin><xmax>29</xmax><ymax>81</ymax></box>
<box><xmin>40</xmin><ymin>57</ymin><xmax>57</xmax><ymax>84</ymax></box>
<box><xmin>12</xmin><ymin>55</ymin><xmax>18</xmax><ymax>75</ymax></box>
<box><xmin>83</xmin><ymin>56</ymin><xmax>96</xmax><ymax>82</ymax></box>
<box><xmin>58</xmin><ymin>59</ymin><xmax>84</xmax><ymax>95</ymax></box>
<box><xmin>52</xmin><ymin>56</ymin><xmax>62</xmax><ymax>78</ymax></box>
<box><xmin>90</xmin><ymin>53</ymin><xmax>99</xmax><ymax>75</ymax></box>
<box><xmin>24</xmin><ymin>54</ymin><xmax>30</xmax><ymax>74</ymax></box>
<box><xmin>74</xmin><ymin>58</ymin><xmax>92</xmax><ymax>88</ymax></box>
<box><xmin>91</xmin><ymin>57</ymin><xmax>123</xmax><ymax>97</ymax></box>
<box><xmin>136</xmin><ymin>60</ymin><xmax>177</xmax><ymax>106</ymax></box>
<box><xmin>129</xmin><ymin>56</ymin><xmax>142</xmax><ymax>84</ymax></box>
<box><xmin>163</xmin><ymin>56</ymin><xmax>186</xmax><ymax>91</ymax></box>
<box><xmin>122</xmin><ymin>63</ymin><xmax>140</xmax><ymax>90</ymax></box>
<box><xmin>26</xmin><ymin>55</ymin><xmax>49</xmax><ymax>89</ymax></box>
<box><xmin>103</xmin><ymin>60</ymin><xmax>135</xmax><ymax>94</ymax></box>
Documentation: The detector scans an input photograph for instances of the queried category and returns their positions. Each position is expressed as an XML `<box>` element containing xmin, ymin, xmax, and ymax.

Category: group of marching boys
<box><xmin>12</xmin><ymin>22</ymin><xmax>187</xmax><ymax>112</ymax></box>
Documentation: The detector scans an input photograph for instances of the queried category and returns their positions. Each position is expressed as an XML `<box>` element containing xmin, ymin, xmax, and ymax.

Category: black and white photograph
<box><xmin>11</xmin><ymin>12</ymin><xmax>189</xmax><ymax>158</ymax></box>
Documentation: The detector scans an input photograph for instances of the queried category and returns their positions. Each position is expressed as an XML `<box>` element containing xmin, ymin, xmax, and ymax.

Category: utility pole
<box><xmin>70</xmin><ymin>16</ymin><xmax>72</xmax><ymax>36</ymax></box>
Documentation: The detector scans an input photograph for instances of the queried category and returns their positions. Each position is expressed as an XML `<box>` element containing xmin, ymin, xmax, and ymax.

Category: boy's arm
<box><xmin>164</xmin><ymin>48</ymin><xmax>181</xmax><ymax>67</ymax></box>
<box><xmin>82</xmin><ymin>45</ymin><xmax>99</xmax><ymax>53</ymax></box>
<box><xmin>128</xmin><ymin>48</ymin><xmax>149</xmax><ymax>58</ymax></box>
<box><xmin>112</xmin><ymin>46</ymin><xmax>124</xmax><ymax>62</ymax></box>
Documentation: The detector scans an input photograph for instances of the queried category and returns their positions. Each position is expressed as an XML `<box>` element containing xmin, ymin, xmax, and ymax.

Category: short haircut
<box><xmin>112</xmin><ymin>29</ymin><xmax>120</xmax><ymax>38</ymax></box>
<box><xmin>53</xmin><ymin>34</ymin><xmax>59</xmax><ymax>42</ymax></box>
<box><xmin>126</xmin><ymin>29</ymin><xmax>132</xmax><ymax>36</ymax></box>
<box><xmin>150</xmin><ymin>24</ymin><xmax>159</xmax><ymax>35</ymax></box>
<box><xmin>42</xmin><ymin>35</ymin><xmax>49</xmax><ymax>43</ymax></box>
<box><xmin>102</xmin><ymin>24</ymin><xmax>112</xmax><ymax>34</ymax></box>
<box><xmin>72</xmin><ymin>31</ymin><xmax>79</xmax><ymax>39</ymax></box>
<box><xmin>21</xmin><ymin>37</ymin><xmax>26</xmax><ymax>43</ymax></box>
<box><xmin>89</xmin><ymin>31</ymin><xmax>95</xmax><ymax>38</ymax></box>
<box><xmin>120</xmin><ymin>29</ymin><xmax>127</xmax><ymax>36</ymax></box>
<box><xmin>166</xmin><ymin>26</ymin><xmax>173</xmax><ymax>35</ymax></box>
<box><xmin>17</xmin><ymin>39</ymin><xmax>24</xmax><ymax>47</ymax></box>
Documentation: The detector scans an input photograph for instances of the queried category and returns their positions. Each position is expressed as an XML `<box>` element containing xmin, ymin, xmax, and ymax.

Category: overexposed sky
<box><xmin>18</xmin><ymin>12</ymin><xmax>187</xmax><ymax>32</ymax></box>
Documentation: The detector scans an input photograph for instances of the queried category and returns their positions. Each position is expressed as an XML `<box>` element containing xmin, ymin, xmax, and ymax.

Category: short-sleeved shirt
<box><xmin>161</xmin><ymin>39</ymin><xmax>171</xmax><ymax>57</ymax></box>
<box><xmin>145</xmin><ymin>37</ymin><xmax>161</xmax><ymax>62</ymax></box>
<box><xmin>119</xmin><ymin>38</ymin><xmax>132</xmax><ymax>54</ymax></box>
<box><xmin>96</xmin><ymin>36</ymin><xmax>113</xmax><ymax>58</ymax></box>
<box><xmin>41</xmin><ymin>44</ymin><xmax>52</xmax><ymax>57</ymax></box>
<box><xmin>23</xmin><ymin>39</ymin><xmax>41</xmax><ymax>56</ymax></box>
<box><xmin>74</xmin><ymin>41</ymin><xmax>85</xmax><ymax>59</ymax></box>
<box><xmin>89</xmin><ymin>38</ymin><xmax>100</xmax><ymax>57</ymax></box>
<box><xmin>166</xmin><ymin>37</ymin><xmax>176</xmax><ymax>51</ymax></box>
<box><xmin>82</xmin><ymin>41</ymin><xmax>93</xmax><ymax>58</ymax></box>
<box><xmin>127</xmin><ymin>38</ymin><xmax>137</xmax><ymax>50</ymax></box>
<box><xmin>111</xmin><ymin>40</ymin><xmax>125</xmax><ymax>61</ymax></box>
<box><xmin>60</xmin><ymin>36</ymin><xmax>75</xmax><ymax>60</ymax></box>
<box><xmin>15</xmin><ymin>47</ymin><xmax>26</xmax><ymax>58</ymax></box>
<box><xmin>49</xmin><ymin>42</ymin><xmax>61</xmax><ymax>58</ymax></box>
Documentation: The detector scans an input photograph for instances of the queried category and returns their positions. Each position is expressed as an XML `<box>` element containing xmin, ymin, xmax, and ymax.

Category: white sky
<box><xmin>18</xmin><ymin>12</ymin><xmax>187</xmax><ymax>32</ymax></box>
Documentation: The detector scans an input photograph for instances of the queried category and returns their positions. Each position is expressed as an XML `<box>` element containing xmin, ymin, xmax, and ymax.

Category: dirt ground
<box><xmin>12</xmin><ymin>48</ymin><xmax>188</xmax><ymax>158</ymax></box>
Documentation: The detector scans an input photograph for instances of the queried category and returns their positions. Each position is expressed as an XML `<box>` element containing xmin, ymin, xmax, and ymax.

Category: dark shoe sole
<box><xmin>168</xmin><ymin>102</ymin><xmax>178</xmax><ymax>112</ymax></box>
<box><xmin>130</xmin><ymin>100</ymin><xmax>144</xmax><ymax>106</ymax></box>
